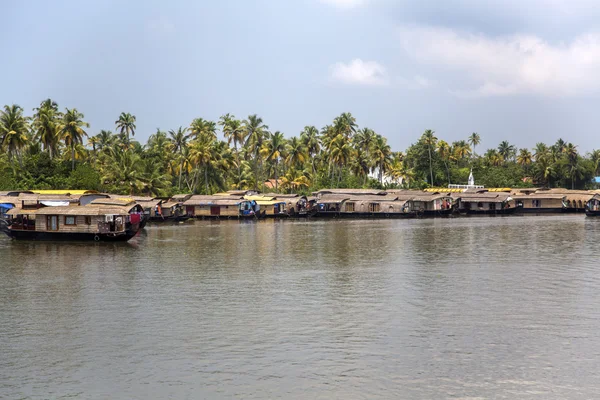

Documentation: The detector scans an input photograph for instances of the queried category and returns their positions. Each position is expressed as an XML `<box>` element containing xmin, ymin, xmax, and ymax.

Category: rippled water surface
<box><xmin>2</xmin><ymin>216</ymin><xmax>600</xmax><ymax>399</ymax></box>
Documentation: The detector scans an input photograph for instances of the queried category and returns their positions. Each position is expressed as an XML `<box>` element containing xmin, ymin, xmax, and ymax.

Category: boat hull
<box><xmin>3</xmin><ymin>229</ymin><xmax>139</xmax><ymax>242</ymax></box>
<box><xmin>586</xmin><ymin>210</ymin><xmax>600</xmax><ymax>217</ymax></box>
<box><xmin>315</xmin><ymin>212</ymin><xmax>415</xmax><ymax>219</ymax></box>
<box><xmin>459</xmin><ymin>208</ymin><xmax>517</xmax><ymax>216</ymax></box>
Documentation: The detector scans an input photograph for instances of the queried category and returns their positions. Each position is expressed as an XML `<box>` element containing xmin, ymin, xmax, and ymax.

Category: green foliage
<box><xmin>1</xmin><ymin>100</ymin><xmax>598</xmax><ymax>194</ymax></box>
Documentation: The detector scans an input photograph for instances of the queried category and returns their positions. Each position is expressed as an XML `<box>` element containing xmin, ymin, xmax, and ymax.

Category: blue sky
<box><xmin>3</xmin><ymin>0</ymin><xmax>600</xmax><ymax>153</ymax></box>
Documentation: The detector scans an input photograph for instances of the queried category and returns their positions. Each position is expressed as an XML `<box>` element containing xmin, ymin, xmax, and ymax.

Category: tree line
<box><xmin>1</xmin><ymin>99</ymin><xmax>599</xmax><ymax>196</ymax></box>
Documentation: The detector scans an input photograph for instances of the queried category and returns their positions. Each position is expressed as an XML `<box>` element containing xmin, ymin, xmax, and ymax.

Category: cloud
<box><xmin>398</xmin><ymin>25</ymin><xmax>600</xmax><ymax>97</ymax></box>
<box><xmin>319</xmin><ymin>0</ymin><xmax>367</xmax><ymax>9</ymax></box>
<box><xmin>330</xmin><ymin>59</ymin><xmax>388</xmax><ymax>85</ymax></box>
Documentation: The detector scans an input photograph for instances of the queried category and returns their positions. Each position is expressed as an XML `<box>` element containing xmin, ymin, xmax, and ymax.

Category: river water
<box><xmin>1</xmin><ymin>216</ymin><xmax>600</xmax><ymax>399</ymax></box>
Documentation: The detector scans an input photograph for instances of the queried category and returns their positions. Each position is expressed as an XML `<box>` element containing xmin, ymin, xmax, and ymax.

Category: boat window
<box><xmin>369</xmin><ymin>203</ymin><xmax>381</xmax><ymax>212</ymax></box>
<box><xmin>65</xmin><ymin>216</ymin><xmax>76</xmax><ymax>225</ymax></box>
<box><xmin>477</xmin><ymin>202</ymin><xmax>483</xmax><ymax>208</ymax></box>
<box><xmin>85</xmin><ymin>216</ymin><xmax>92</xmax><ymax>225</ymax></box>
<box><xmin>47</xmin><ymin>215</ymin><xmax>59</xmax><ymax>231</ymax></box>
<box><xmin>345</xmin><ymin>202</ymin><xmax>355</xmax><ymax>212</ymax></box>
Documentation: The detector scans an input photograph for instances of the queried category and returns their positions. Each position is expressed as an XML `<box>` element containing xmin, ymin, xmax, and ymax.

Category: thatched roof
<box><xmin>171</xmin><ymin>194</ymin><xmax>192</xmax><ymax>202</ymax></box>
<box><xmin>345</xmin><ymin>194</ymin><xmax>400</xmax><ymax>201</ymax></box>
<box><xmin>183</xmin><ymin>195</ymin><xmax>245</xmax><ymax>206</ymax></box>
<box><xmin>9</xmin><ymin>204</ymin><xmax>139</xmax><ymax>216</ymax></box>
<box><xmin>456</xmin><ymin>192</ymin><xmax>511</xmax><ymax>202</ymax></box>
<box><xmin>512</xmin><ymin>193</ymin><xmax>566</xmax><ymax>200</ymax></box>
<box><xmin>262</xmin><ymin>193</ymin><xmax>302</xmax><ymax>199</ymax></box>
<box><xmin>160</xmin><ymin>201</ymin><xmax>179</xmax><ymax>208</ymax></box>
<box><xmin>316</xmin><ymin>194</ymin><xmax>351</xmax><ymax>203</ymax></box>
<box><xmin>90</xmin><ymin>197</ymin><xmax>136</xmax><ymax>206</ymax></box>
<box><xmin>313</xmin><ymin>188</ymin><xmax>387</xmax><ymax>196</ymax></box>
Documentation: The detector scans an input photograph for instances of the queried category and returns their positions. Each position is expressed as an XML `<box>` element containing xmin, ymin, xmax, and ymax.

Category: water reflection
<box><xmin>1</xmin><ymin>216</ymin><xmax>600</xmax><ymax>399</ymax></box>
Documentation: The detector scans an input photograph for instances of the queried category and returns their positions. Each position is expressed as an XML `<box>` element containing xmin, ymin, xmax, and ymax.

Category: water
<box><xmin>2</xmin><ymin>216</ymin><xmax>600</xmax><ymax>399</ymax></box>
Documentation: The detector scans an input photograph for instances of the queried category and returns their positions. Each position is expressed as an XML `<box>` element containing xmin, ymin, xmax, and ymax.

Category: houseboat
<box><xmin>183</xmin><ymin>195</ymin><xmax>259</xmax><ymax>219</ymax></box>
<box><xmin>1</xmin><ymin>202</ymin><xmax>145</xmax><ymax>241</ymax></box>
<box><xmin>512</xmin><ymin>192</ymin><xmax>567</xmax><ymax>214</ymax></box>
<box><xmin>338</xmin><ymin>195</ymin><xmax>413</xmax><ymax>218</ymax></box>
<box><xmin>244</xmin><ymin>195</ymin><xmax>288</xmax><ymax>218</ymax></box>
<box><xmin>586</xmin><ymin>195</ymin><xmax>600</xmax><ymax>216</ymax></box>
<box><xmin>453</xmin><ymin>190</ymin><xmax>516</xmax><ymax>215</ymax></box>
<box><xmin>388</xmin><ymin>190</ymin><xmax>455</xmax><ymax>217</ymax></box>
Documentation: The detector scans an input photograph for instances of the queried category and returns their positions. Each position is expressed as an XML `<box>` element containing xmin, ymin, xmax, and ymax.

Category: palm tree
<box><xmin>220</xmin><ymin>115</ymin><xmax>246</xmax><ymax>177</ymax></box>
<box><xmin>169</xmin><ymin>126</ymin><xmax>190</xmax><ymax>190</ymax></box>
<box><xmin>422</xmin><ymin>129</ymin><xmax>437</xmax><ymax>185</ymax></box>
<box><xmin>517</xmin><ymin>148</ymin><xmax>533</xmax><ymax>176</ymax></box>
<box><xmin>115</xmin><ymin>112</ymin><xmax>136</xmax><ymax>142</ymax></box>
<box><xmin>101</xmin><ymin>147</ymin><xmax>144</xmax><ymax>195</ymax></box>
<box><xmin>0</xmin><ymin>104</ymin><xmax>30</xmax><ymax>164</ymax></box>
<box><xmin>32</xmin><ymin>99</ymin><xmax>61</xmax><ymax>159</ymax></box>
<box><xmin>468</xmin><ymin>132</ymin><xmax>481</xmax><ymax>156</ymax></box>
<box><xmin>497</xmin><ymin>140</ymin><xmax>516</xmax><ymax>162</ymax></box>
<box><xmin>590</xmin><ymin>149</ymin><xmax>600</xmax><ymax>176</ymax></box>
<box><xmin>59</xmin><ymin>108</ymin><xmax>89</xmax><ymax>171</ymax></box>
<box><xmin>189</xmin><ymin>134</ymin><xmax>216</xmax><ymax>194</ymax></box>
<box><xmin>190</xmin><ymin>118</ymin><xmax>217</xmax><ymax>141</ymax></box>
<box><xmin>437</xmin><ymin>140</ymin><xmax>451</xmax><ymax>184</ymax></box>
<box><xmin>285</xmin><ymin>136</ymin><xmax>307</xmax><ymax>170</ymax></box>
<box><xmin>243</xmin><ymin>114</ymin><xmax>269</xmax><ymax>190</ymax></box>
<box><xmin>372</xmin><ymin>134</ymin><xmax>392</xmax><ymax>184</ymax></box>
<box><xmin>263</xmin><ymin>131</ymin><xmax>287</xmax><ymax>191</ymax></box>
<box><xmin>333</xmin><ymin>112</ymin><xmax>357</xmax><ymax>139</ymax></box>
<box><xmin>300</xmin><ymin>125</ymin><xmax>321</xmax><ymax>177</ymax></box>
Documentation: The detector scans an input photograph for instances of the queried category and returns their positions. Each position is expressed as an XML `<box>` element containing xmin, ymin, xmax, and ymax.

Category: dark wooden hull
<box><xmin>516</xmin><ymin>207</ymin><xmax>566</xmax><ymax>214</ymax></box>
<box><xmin>459</xmin><ymin>208</ymin><xmax>517</xmax><ymax>216</ymax></box>
<box><xmin>148</xmin><ymin>215</ymin><xmax>190</xmax><ymax>223</ymax></box>
<box><xmin>315</xmin><ymin>212</ymin><xmax>415</xmax><ymax>219</ymax></box>
<box><xmin>417</xmin><ymin>209</ymin><xmax>455</xmax><ymax>217</ymax></box>
<box><xmin>586</xmin><ymin>209</ymin><xmax>600</xmax><ymax>217</ymax></box>
<box><xmin>3</xmin><ymin>229</ymin><xmax>139</xmax><ymax>242</ymax></box>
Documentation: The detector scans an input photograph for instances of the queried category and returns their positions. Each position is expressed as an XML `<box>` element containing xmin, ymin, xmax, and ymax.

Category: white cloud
<box><xmin>320</xmin><ymin>0</ymin><xmax>367</xmax><ymax>9</ymax></box>
<box><xmin>330</xmin><ymin>59</ymin><xmax>388</xmax><ymax>86</ymax></box>
<box><xmin>398</xmin><ymin>25</ymin><xmax>600</xmax><ymax>97</ymax></box>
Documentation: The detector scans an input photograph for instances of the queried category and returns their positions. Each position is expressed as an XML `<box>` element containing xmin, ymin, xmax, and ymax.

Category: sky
<box><xmin>3</xmin><ymin>0</ymin><xmax>600</xmax><ymax>153</ymax></box>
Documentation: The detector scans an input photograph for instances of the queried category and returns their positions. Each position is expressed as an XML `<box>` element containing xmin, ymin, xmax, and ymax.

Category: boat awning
<box><xmin>40</xmin><ymin>201</ymin><xmax>70</xmax><ymax>207</ymax></box>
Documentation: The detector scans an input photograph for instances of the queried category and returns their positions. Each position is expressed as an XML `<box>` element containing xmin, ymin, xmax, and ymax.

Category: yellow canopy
<box><xmin>29</xmin><ymin>190</ymin><xmax>99</xmax><ymax>195</ymax></box>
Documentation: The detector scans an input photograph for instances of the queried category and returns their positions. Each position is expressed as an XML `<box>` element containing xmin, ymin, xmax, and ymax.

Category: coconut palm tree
<box><xmin>372</xmin><ymin>134</ymin><xmax>392</xmax><ymax>184</ymax></box>
<box><xmin>32</xmin><ymin>99</ymin><xmax>61</xmax><ymax>159</ymax></box>
<box><xmin>190</xmin><ymin>118</ymin><xmax>217</xmax><ymax>141</ymax></box>
<box><xmin>169</xmin><ymin>126</ymin><xmax>190</xmax><ymax>189</ymax></box>
<box><xmin>497</xmin><ymin>140</ymin><xmax>516</xmax><ymax>162</ymax></box>
<box><xmin>243</xmin><ymin>114</ymin><xmax>269</xmax><ymax>189</ymax></box>
<box><xmin>115</xmin><ymin>112</ymin><xmax>136</xmax><ymax>143</ymax></box>
<box><xmin>0</xmin><ymin>104</ymin><xmax>30</xmax><ymax>164</ymax></box>
<box><xmin>422</xmin><ymin>129</ymin><xmax>437</xmax><ymax>185</ymax></box>
<box><xmin>60</xmin><ymin>108</ymin><xmax>89</xmax><ymax>171</ymax></box>
<box><xmin>437</xmin><ymin>140</ymin><xmax>451</xmax><ymax>184</ymax></box>
<box><xmin>262</xmin><ymin>131</ymin><xmax>286</xmax><ymax>191</ymax></box>
<box><xmin>468</xmin><ymin>132</ymin><xmax>481</xmax><ymax>156</ymax></box>
<box><xmin>517</xmin><ymin>148</ymin><xmax>533</xmax><ymax>174</ymax></box>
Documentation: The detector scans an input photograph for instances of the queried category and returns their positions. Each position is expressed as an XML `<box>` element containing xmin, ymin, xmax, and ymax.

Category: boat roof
<box><xmin>29</xmin><ymin>190</ymin><xmax>99</xmax><ymax>195</ymax></box>
<box><xmin>8</xmin><ymin>204</ymin><xmax>139</xmax><ymax>216</ymax></box>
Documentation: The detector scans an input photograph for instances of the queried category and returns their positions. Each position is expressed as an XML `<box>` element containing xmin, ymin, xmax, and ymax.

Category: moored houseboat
<box><xmin>1</xmin><ymin>202</ymin><xmax>144</xmax><ymax>241</ymax></box>
<box><xmin>512</xmin><ymin>192</ymin><xmax>567</xmax><ymax>214</ymax></box>
<box><xmin>183</xmin><ymin>195</ymin><xmax>259</xmax><ymax>219</ymax></box>
<box><xmin>338</xmin><ymin>195</ymin><xmax>413</xmax><ymax>218</ymax></box>
<box><xmin>586</xmin><ymin>194</ymin><xmax>600</xmax><ymax>216</ymax></box>
<box><xmin>453</xmin><ymin>190</ymin><xmax>516</xmax><ymax>215</ymax></box>
<box><xmin>388</xmin><ymin>190</ymin><xmax>455</xmax><ymax>217</ymax></box>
